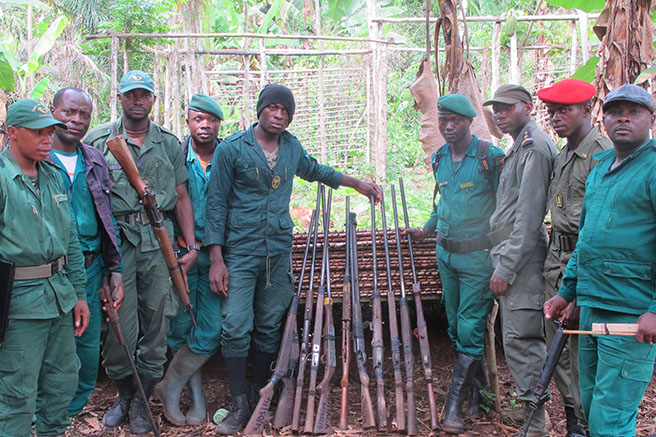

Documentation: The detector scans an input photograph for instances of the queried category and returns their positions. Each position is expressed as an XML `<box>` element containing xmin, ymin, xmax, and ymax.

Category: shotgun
<box><xmin>243</xmin><ymin>206</ymin><xmax>319</xmax><ymax>435</ymax></box>
<box><xmin>339</xmin><ymin>198</ymin><xmax>353</xmax><ymax>430</ymax></box>
<box><xmin>369</xmin><ymin>195</ymin><xmax>387</xmax><ymax>430</ymax></box>
<box><xmin>106</xmin><ymin>136</ymin><xmax>197</xmax><ymax>329</ymax></box>
<box><xmin>304</xmin><ymin>184</ymin><xmax>327</xmax><ymax>434</ymax></box>
<box><xmin>380</xmin><ymin>191</ymin><xmax>406</xmax><ymax>433</ymax></box>
<box><xmin>391</xmin><ymin>184</ymin><xmax>417</xmax><ymax>436</ymax></box>
<box><xmin>314</xmin><ymin>188</ymin><xmax>336</xmax><ymax>434</ymax></box>
<box><xmin>291</xmin><ymin>188</ymin><xmax>322</xmax><ymax>432</ymax></box>
<box><xmin>349</xmin><ymin>210</ymin><xmax>377</xmax><ymax>430</ymax></box>
<box><xmin>99</xmin><ymin>278</ymin><xmax>160</xmax><ymax>437</ymax></box>
<box><xmin>399</xmin><ymin>177</ymin><xmax>438</xmax><ymax>430</ymax></box>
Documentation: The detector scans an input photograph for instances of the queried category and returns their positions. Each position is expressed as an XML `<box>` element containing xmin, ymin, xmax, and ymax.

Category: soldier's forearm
<box><xmin>174</xmin><ymin>184</ymin><xmax>197</xmax><ymax>247</ymax></box>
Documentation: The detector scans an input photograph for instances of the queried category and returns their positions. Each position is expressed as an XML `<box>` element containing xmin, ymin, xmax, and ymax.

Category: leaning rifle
<box><xmin>106</xmin><ymin>136</ymin><xmax>197</xmax><ymax>329</ymax></box>
<box><xmin>339</xmin><ymin>198</ymin><xmax>353</xmax><ymax>430</ymax></box>
<box><xmin>0</xmin><ymin>256</ymin><xmax>15</xmax><ymax>347</ymax></box>
<box><xmin>99</xmin><ymin>278</ymin><xmax>160</xmax><ymax>437</ymax></box>
<box><xmin>391</xmin><ymin>184</ymin><xmax>417</xmax><ymax>436</ymax></box>
<box><xmin>519</xmin><ymin>320</ymin><xmax>568</xmax><ymax>437</ymax></box>
<box><xmin>243</xmin><ymin>206</ymin><xmax>319</xmax><ymax>434</ymax></box>
<box><xmin>399</xmin><ymin>177</ymin><xmax>438</xmax><ymax>430</ymax></box>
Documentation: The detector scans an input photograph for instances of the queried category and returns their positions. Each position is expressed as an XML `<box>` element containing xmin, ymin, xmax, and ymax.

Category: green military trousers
<box><xmin>68</xmin><ymin>268</ymin><xmax>103</xmax><ymax>416</ymax></box>
<box><xmin>220</xmin><ymin>252</ymin><xmax>293</xmax><ymax>359</ymax></box>
<box><xmin>436</xmin><ymin>247</ymin><xmax>493</xmax><ymax>359</ymax></box>
<box><xmin>0</xmin><ymin>313</ymin><xmax>79</xmax><ymax>437</ymax></box>
<box><xmin>168</xmin><ymin>247</ymin><xmax>222</xmax><ymax>355</ymax></box>
<box><xmin>578</xmin><ymin>306</ymin><xmax>656</xmax><ymax>437</ymax></box>
<box><xmin>101</xmin><ymin>240</ymin><xmax>178</xmax><ymax>380</ymax></box>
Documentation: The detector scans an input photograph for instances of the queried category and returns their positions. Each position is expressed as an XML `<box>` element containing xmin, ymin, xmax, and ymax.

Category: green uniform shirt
<box><xmin>489</xmin><ymin>119</ymin><xmax>557</xmax><ymax>284</ymax></box>
<box><xmin>204</xmin><ymin>123</ymin><xmax>343</xmax><ymax>256</ymax></box>
<box><xmin>424</xmin><ymin>135</ymin><xmax>504</xmax><ymax>239</ymax></box>
<box><xmin>558</xmin><ymin>139</ymin><xmax>656</xmax><ymax>315</ymax></box>
<box><xmin>0</xmin><ymin>148</ymin><xmax>86</xmax><ymax>319</ymax></box>
<box><xmin>185</xmin><ymin>138</ymin><xmax>214</xmax><ymax>242</ymax></box>
<box><xmin>85</xmin><ymin>119</ymin><xmax>188</xmax><ymax>250</ymax></box>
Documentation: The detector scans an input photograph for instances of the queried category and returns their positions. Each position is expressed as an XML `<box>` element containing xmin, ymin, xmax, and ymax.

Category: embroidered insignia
<box><xmin>272</xmin><ymin>175</ymin><xmax>281</xmax><ymax>189</ymax></box>
<box><xmin>520</xmin><ymin>131</ymin><xmax>534</xmax><ymax>147</ymax></box>
<box><xmin>556</xmin><ymin>193</ymin><xmax>563</xmax><ymax>208</ymax></box>
<box><xmin>459</xmin><ymin>182</ymin><xmax>474</xmax><ymax>189</ymax></box>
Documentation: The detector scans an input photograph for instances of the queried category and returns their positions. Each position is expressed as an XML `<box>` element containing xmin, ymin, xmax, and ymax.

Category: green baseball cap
<box><xmin>6</xmin><ymin>99</ymin><xmax>67</xmax><ymax>130</ymax></box>
<box><xmin>120</xmin><ymin>70</ymin><xmax>155</xmax><ymax>94</ymax></box>
<box><xmin>437</xmin><ymin>94</ymin><xmax>477</xmax><ymax>118</ymax></box>
<box><xmin>188</xmin><ymin>94</ymin><xmax>224</xmax><ymax>120</ymax></box>
<box><xmin>483</xmin><ymin>84</ymin><xmax>533</xmax><ymax>106</ymax></box>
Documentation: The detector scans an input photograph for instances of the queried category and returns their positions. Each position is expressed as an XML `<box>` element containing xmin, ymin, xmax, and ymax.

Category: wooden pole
<box><xmin>314</xmin><ymin>0</ymin><xmax>328</xmax><ymax>164</ymax></box>
<box><xmin>578</xmin><ymin>10</ymin><xmax>590</xmax><ymax>63</ymax></box>
<box><xmin>510</xmin><ymin>33</ymin><xmax>519</xmax><ymax>84</ymax></box>
<box><xmin>492</xmin><ymin>21</ymin><xmax>501</xmax><ymax>95</ymax></box>
<box><xmin>164</xmin><ymin>53</ymin><xmax>172</xmax><ymax>130</ymax></box>
<box><xmin>484</xmin><ymin>300</ymin><xmax>501</xmax><ymax>413</ymax></box>
<box><xmin>569</xmin><ymin>19</ymin><xmax>579</xmax><ymax>75</ymax></box>
<box><xmin>153</xmin><ymin>50</ymin><xmax>160</xmax><ymax>124</ymax></box>
<box><xmin>172</xmin><ymin>41</ymin><xmax>181</xmax><ymax>137</ymax></box>
<box><xmin>110</xmin><ymin>36</ymin><xmax>119</xmax><ymax>121</ymax></box>
<box><xmin>184</xmin><ymin>38</ymin><xmax>193</xmax><ymax>105</ymax></box>
<box><xmin>86</xmin><ymin>32</ymin><xmax>394</xmax><ymax>44</ymax></box>
<box><xmin>259</xmin><ymin>38</ymin><xmax>267</xmax><ymax>89</ymax></box>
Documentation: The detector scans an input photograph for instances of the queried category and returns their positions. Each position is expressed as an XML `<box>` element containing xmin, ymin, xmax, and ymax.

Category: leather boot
<box><xmin>215</xmin><ymin>394</ymin><xmax>252</xmax><ymax>434</ymax></box>
<box><xmin>443</xmin><ymin>353</ymin><xmax>479</xmax><ymax>434</ymax></box>
<box><xmin>129</xmin><ymin>374</ymin><xmax>157</xmax><ymax>434</ymax></box>
<box><xmin>154</xmin><ymin>344</ymin><xmax>211</xmax><ymax>426</ymax></box>
<box><xmin>102</xmin><ymin>377</ymin><xmax>134</xmax><ymax>427</ymax></box>
<box><xmin>248</xmin><ymin>350</ymin><xmax>275</xmax><ymax>410</ymax></box>
<box><xmin>185</xmin><ymin>369</ymin><xmax>207</xmax><ymax>425</ymax></box>
<box><xmin>565</xmin><ymin>406</ymin><xmax>587</xmax><ymax>437</ymax></box>
<box><xmin>464</xmin><ymin>357</ymin><xmax>489</xmax><ymax>417</ymax></box>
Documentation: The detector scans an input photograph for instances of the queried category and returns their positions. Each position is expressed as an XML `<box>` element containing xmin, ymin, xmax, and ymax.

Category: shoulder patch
<box><xmin>520</xmin><ymin>131</ymin><xmax>534</xmax><ymax>147</ymax></box>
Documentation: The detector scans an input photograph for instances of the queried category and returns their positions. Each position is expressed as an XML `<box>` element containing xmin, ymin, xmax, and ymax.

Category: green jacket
<box><xmin>558</xmin><ymin>140</ymin><xmax>656</xmax><ymax>315</ymax></box>
<box><xmin>425</xmin><ymin>135</ymin><xmax>504</xmax><ymax>240</ymax></box>
<box><xmin>204</xmin><ymin>124</ymin><xmax>343</xmax><ymax>256</ymax></box>
<box><xmin>0</xmin><ymin>148</ymin><xmax>86</xmax><ymax>319</ymax></box>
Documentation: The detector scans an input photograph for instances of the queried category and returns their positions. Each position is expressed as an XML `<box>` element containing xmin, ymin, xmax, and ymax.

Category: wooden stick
<box><xmin>564</xmin><ymin>323</ymin><xmax>638</xmax><ymax>336</ymax></box>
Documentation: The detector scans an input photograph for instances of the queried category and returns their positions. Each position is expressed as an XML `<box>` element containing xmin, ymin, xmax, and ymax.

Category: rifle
<box><xmin>106</xmin><ymin>136</ymin><xmax>197</xmax><ymax>329</ymax></box>
<box><xmin>519</xmin><ymin>320</ymin><xmax>567</xmax><ymax>437</ymax></box>
<box><xmin>0</xmin><ymin>256</ymin><xmax>15</xmax><ymax>347</ymax></box>
<box><xmin>369</xmin><ymin>195</ymin><xmax>387</xmax><ymax>430</ymax></box>
<box><xmin>291</xmin><ymin>188</ymin><xmax>322</xmax><ymax>432</ymax></box>
<box><xmin>348</xmin><ymin>210</ymin><xmax>377</xmax><ymax>430</ymax></box>
<box><xmin>391</xmin><ymin>184</ymin><xmax>417</xmax><ymax>436</ymax></box>
<box><xmin>339</xmin><ymin>198</ymin><xmax>353</xmax><ymax>430</ymax></box>
<box><xmin>314</xmin><ymin>188</ymin><xmax>336</xmax><ymax>434</ymax></box>
<box><xmin>243</xmin><ymin>205</ymin><xmax>319</xmax><ymax>434</ymax></box>
<box><xmin>272</xmin><ymin>208</ymin><xmax>319</xmax><ymax>429</ymax></box>
<box><xmin>380</xmin><ymin>191</ymin><xmax>406</xmax><ymax>433</ymax></box>
<box><xmin>304</xmin><ymin>184</ymin><xmax>327</xmax><ymax>434</ymax></box>
<box><xmin>99</xmin><ymin>278</ymin><xmax>160</xmax><ymax>437</ymax></box>
<box><xmin>399</xmin><ymin>177</ymin><xmax>438</xmax><ymax>430</ymax></box>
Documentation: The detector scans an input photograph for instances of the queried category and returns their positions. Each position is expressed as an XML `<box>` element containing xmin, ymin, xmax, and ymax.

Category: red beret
<box><xmin>537</xmin><ymin>78</ymin><xmax>596</xmax><ymax>104</ymax></box>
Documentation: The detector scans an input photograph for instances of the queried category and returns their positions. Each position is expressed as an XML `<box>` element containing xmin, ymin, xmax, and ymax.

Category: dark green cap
<box><xmin>483</xmin><ymin>84</ymin><xmax>532</xmax><ymax>106</ymax></box>
<box><xmin>120</xmin><ymin>70</ymin><xmax>155</xmax><ymax>94</ymax></box>
<box><xmin>437</xmin><ymin>94</ymin><xmax>477</xmax><ymax>118</ymax></box>
<box><xmin>188</xmin><ymin>94</ymin><xmax>224</xmax><ymax>120</ymax></box>
<box><xmin>6</xmin><ymin>99</ymin><xmax>67</xmax><ymax>130</ymax></box>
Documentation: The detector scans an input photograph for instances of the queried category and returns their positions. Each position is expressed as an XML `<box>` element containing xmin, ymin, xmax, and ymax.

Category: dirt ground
<box><xmin>70</xmin><ymin>302</ymin><xmax>656</xmax><ymax>437</ymax></box>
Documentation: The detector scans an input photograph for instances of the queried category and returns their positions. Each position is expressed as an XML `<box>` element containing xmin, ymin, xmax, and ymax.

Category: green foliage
<box><xmin>543</xmin><ymin>0</ymin><xmax>605</xmax><ymax>12</ymax></box>
<box><xmin>29</xmin><ymin>77</ymin><xmax>50</xmax><ymax>98</ymax></box>
<box><xmin>572</xmin><ymin>55</ymin><xmax>600</xmax><ymax>82</ymax></box>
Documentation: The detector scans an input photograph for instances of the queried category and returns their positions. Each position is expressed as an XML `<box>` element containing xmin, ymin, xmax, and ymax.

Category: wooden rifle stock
<box><xmin>314</xmin><ymin>188</ymin><xmax>336</xmax><ymax>435</ymax></box>
<box><xmin>106</xmin><ymin>136</ymin><xmax>197</xmax><ymax>330</ymax></box>
<box><xmin>399</xmin><ymin>177</ymin><xmax>438</xmax><ymax>430</ymax></box>
<box><xmin>391</xmin><ymin>184</ymin><xmax>417</xmax><ymax>436</ymax></box>
<box><xmin>349</xmin><ymin>211</ymin><xmax>377</xmax><ymax>429</ymax></box>
<box><xmin>99</xmin><ymin>278</ymin><xmax>161</xmax><ymax>437</ymax></box>
<box><xmin>339</xmin><ymin>198</ymin><xmax>353</xmax><ymax>430</ymax></box>
<box><xmin>369</xmin><ymin>196</ymin><xmax>388</xmax><ymax>430</ymax></box>
<box><xmin>380</xmin><ymin>192</ymin><xmax>406</xmax><ymax>433</ymax></box>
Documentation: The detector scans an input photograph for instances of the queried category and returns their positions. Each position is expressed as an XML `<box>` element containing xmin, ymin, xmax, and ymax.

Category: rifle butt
<box><xmin>272</xmin><ymin>376</ymin><xmax>294</xmax><ymax>428</ymax></box>
<box><xmin>291</xmin><ymin>382</ymin><xmax>304</xmax><ymax>432</ymax></box>
<box><xmin>339</xmin><ymin>386</ymin><xmax>349</xmax><ymax>430</ymax></box>
<box><xmin>406</xmin><ymin>381</ymin><xmax>417</xmax><ymax>436</ymax></box>
<box><xmin>427</xmin><ymin>382</ymin><xmax>439</xmax><ymax>430</ymax></box>
<box><xmin>313</xmin><ymin>388</ymin><xmax>332</xmax><ymax>434</ymax></box>
<box><xmin>360</xmin><ymin>382</ymin><xmax>376</xmax><ymax>429</ymax></box>
<box><xmin>375</xmin><ymin>378</ymin><xmax>387</xmax><ymax>431</ymax></box>
<box><xmin>243</xmin><ymin>385</ymin><xmax>274</xmax><ymax>435</ymax></box>
<box><xmin>394</xmin><ymin>377</ymin><xmax>406</xmax><ymax>432</ymax></box>
<box><xmin>303</xmin><ymin>385</ymin><xmax>317</xmax><ymax>434</ymax></box>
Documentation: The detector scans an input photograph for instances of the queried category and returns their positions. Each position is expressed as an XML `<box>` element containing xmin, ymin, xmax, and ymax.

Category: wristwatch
<box><xmin>186</xmin><ymin>244</ymin><xmax>201</xmax><ymax>251</ymax></box>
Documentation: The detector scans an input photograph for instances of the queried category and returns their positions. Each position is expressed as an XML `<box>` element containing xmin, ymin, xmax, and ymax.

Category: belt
<box><xmin>115</xmin><ymin>211</ymin><xmax>167</xmax><ymax>226</ymax></box>
<box><xmin>14</xmin><ymin>256</ymin><xmax>67</xmax><ymax>280</ymax></box>
<box><xmin>83</xmin><ymin>251</ymin><xmax>100</xmax><ymax>269</ymax></box>
<box><xmin>436</xmin><ymin>232</ymin><xmax>492</xmax><ymax>254</ymax></box>
<box><xmin>552</xmin><ymin>232</ymin><xmax>578</xmax><ymax>252</ymax></box>
<box><xmin>487</xmin><ymin>225</ymin><xmax>514</xmax><ymax>246</ymax></box>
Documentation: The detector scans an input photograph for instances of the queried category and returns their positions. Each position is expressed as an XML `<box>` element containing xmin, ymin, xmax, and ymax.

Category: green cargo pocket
<box><xmin>619</xmin><ymin>358</ymin><xmax>654</xmax><ymax>383</ymax></box>
<box><xmin>0</xmin><ymin>348</ymin><xmax>29</xmax><ymax>398</ymax></box>
<box><xmin>279</xmin><ymin>214</ymin><xmax>294</xmax><ymax>230</ymax></box>
<box><xmin>602</xmin><ymin>260</ymin><xmax>653</xmax><ymax>281</ymax></box>
<box><xmin>507</xmin><ymin>292</ymin><xmax>544</xmax><ymax>311</ymax></box>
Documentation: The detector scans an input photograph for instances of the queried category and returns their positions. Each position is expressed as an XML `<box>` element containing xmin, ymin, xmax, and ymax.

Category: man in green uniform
<box><xmin>545</xmin><ymin>84</ymin><xmax>656</xmax><ymax>437</ymax></box>
<box><xmin>48</xmin><ymin>87</ymin><xmax>125</xmax><ymax>418</ymax></box>
<box><xmin>407</xmin><ymin>94</ymin><xmax>504</xmax><ymax>434</ymax></box>
<box><xmin>156</xmin><ymin>94</ymin><xmax>224</xmax><ymax>426</ymax></box>
<box><xmin>483</xmin><ymin>85</ymin><xmax>557</xmax><ymax>437</ymax></box>
<box><xmin>0</xmin><ymin>99</ymin><xmax>88</xmax><ymax>437</ymax></box>
<box><xmin>537</xmin><ymin>79</ymin><xmax>612</xmax><ymax>437</ymax></box>
<box><xmin>205</xmin><ymin>83</ymin><xmax>381</xmax><ymax>434</ymax></box>
<box><xmin>85</xmin><ymin>70</ymin><xmax>198</xmax><ymax>434</ymax></box>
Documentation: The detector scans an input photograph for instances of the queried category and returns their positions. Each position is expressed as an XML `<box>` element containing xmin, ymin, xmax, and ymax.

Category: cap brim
<box><xmin>189</xmin><ymin>106</ymin><xmax>225</xmax><ymax>120</ymax></box>
<box><xmin>21</xmin><ymin>119</ymin><xmax>68</xmax><ymax>130</ymax></box>
<box><xmin>483</xmin><ymin>97</ymin><xmax>523</xmax><ymax>106</ymax></box>
<box><xmin>603</xmin><ymin>98</ymin><xmax>654</xmax><ymax>113</ymax></box>
<box><xmin>120</xmin><ymin>84</ymin><xmax>155</xmax><ymax>94</ymax></box>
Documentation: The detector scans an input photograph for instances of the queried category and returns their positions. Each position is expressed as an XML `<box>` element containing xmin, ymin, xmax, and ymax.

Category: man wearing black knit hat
<box><xmin>205</xmin><ymin>83</ymin><xmax>381</xmax><ymax>434</ymax></box>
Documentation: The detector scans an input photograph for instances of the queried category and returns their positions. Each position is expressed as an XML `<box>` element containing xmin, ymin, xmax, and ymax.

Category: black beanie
<box><xmin>256</xmin><ymin>83</ymin><xmax>296</xmax><ymax>122</ymax></box>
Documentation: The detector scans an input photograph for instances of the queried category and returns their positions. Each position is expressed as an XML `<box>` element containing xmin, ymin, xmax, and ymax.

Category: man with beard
<box><xmin>545</xmin><ymin>84</ymin><xmax>656</xmax><ymax>437</ymax></box>
<box><xmin>537</xmin><ymin>78</ymin><xmax>611</xmax><ymax>437</ymax></box>
<box><xmin>85</xmin><ymin>71</ymin><xmax>197</xmax><ymax>434</ymax></box>
<box><xmin>155</xmin><ymin>94</ymin><xmax>225</xmax><ymax>426</ymax></box>
<box><xmin>49</xmin><ymin>87</ymin><xmax>124</xmax><ymax>417</ymax></box>
<box><xmin>483</xmin><ymin>85</ymin><xmax>557</xmax><ymax>437</ymax></box>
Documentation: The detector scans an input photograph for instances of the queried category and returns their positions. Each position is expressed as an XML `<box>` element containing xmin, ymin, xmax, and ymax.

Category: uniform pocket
<box><xmin>279</xmin><ymin>214</ymin><xmax>294</xmax><ymax>230</ymax></box>
<box><xmin>0</xmin><ymin>347</ymin><xmax>29</xmax><ymax>399</ymax></box>
<box><xmin>602</xmin><ymin>260</ymin><xmax>653</xmax><ymax>281</ymax></box>
<box><xmin>235</xmin><ymin>161</ymin><xmax>259</xmax><ymax>187</ymax></box>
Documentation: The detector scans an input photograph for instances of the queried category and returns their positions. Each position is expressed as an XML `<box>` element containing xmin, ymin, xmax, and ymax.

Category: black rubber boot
<box><xmin>464</xmin><ymin>357</ymin><xmax>489</xmax><ymax>417</ymax></box>
<box><xmin>443</xmin><ymin>353</ymin><xmax>479</xmax><ymax>434</ymax></box>
<box><xmin>248</xmin><ymin>350</ymin><xmax>275</xmax><ymax>410</ymax></box>
<box><xmin>215</xmin><ymin>357</ymin><xmax>251</xmax><ymax>435</ymax></box>
<box><xmin>128</xmin><ymin>374</ymin><xmax>157</xmax><ymax>434</ymax></box>
<box><xmin>102</xmin><ymin>377</ymin><xmax>134</xmax><ymax>427</ymax></box>
<box><xmin>565</xmin><ymin>406</ymin><xmax>587</xmax><ymax>437</ymax></box>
